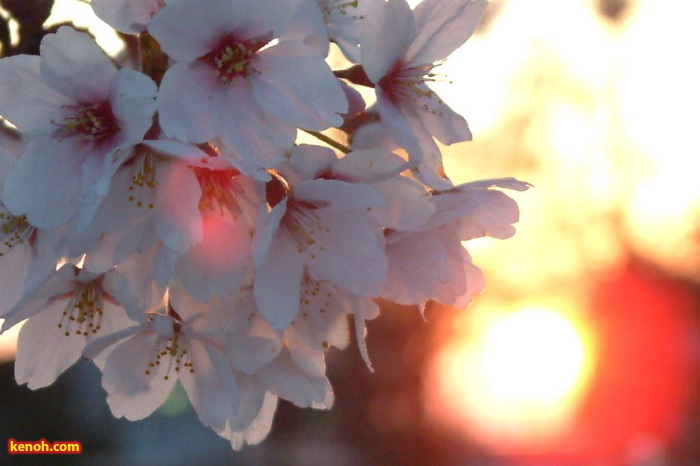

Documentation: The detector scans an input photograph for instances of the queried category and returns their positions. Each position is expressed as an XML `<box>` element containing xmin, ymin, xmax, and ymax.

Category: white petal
<box><xmin>109</xmin><ymin>68</ymin><xmax>157</xmax><ymax>145</ymax></box>
<box><xmin>0</xmin><ymin>55</ymin><xmax>71</xmax><ymax>134</ymax></box>
<box><xmin>3</xmin><ymin>138</ymin><xmax>83</xmax><ymax>228</ymax></box>
<box><xmin>92</xmin><ymin>0</ymin><xmax>164</xmax><ymax>34</ymax></box>
<box><xmin>256</xmin><ymin>353</ymin><xmax>332</xmax><ymax>408</ymax></box>
<box><xmin>102</xmin><ymin>332</ymin><xmax>177</xmax><ymax>420</ymax></box>
<box><xmin>180</xmin><ymin>339</ymin><xmax>238</xmax><ymax>431</ymax></box>
<box><xmin>215</xmin><ymin>80</ymin><xmax>294</xmax><ymax>170</ymax></box>
<box><xmin>408</xmin><ymin>0</ymin><xmax>487</xmax><ymax>65</ymax></box>
<box><xmin>252</xmin><ymin>41</ymin><xmax>346</xmax><ymax>130</ymax></box>
<box><xmin>14</xmin><ymin>303</ymin><xmax>84</xmax><ymax>389</ymax></box>
<box><xmin>220</xmin><ymin>390</ymin><xmax>278</xmax><ymax>450</ymax></box>
<box><xmin>361</xmin><ymin>0</ymin><xmax>415</xmax><ymax>83</ymax></box>
<box><xmin>226</xmin><ymin>315</ymin><xmax>282</xmax><ymax>375</ymax></box>
<box><xmin>157</xmin><ymin>62</ymin><xmax>219</xmax><ymax>143</ymax></box>
<box><xmin>148</xmin><ymin>2</ymin><xmax>237</xmax><ymax>61</ymax></box>
<box><xmin>251</xmin><ymin>200</ymin><xmax>287</xmax><ymax>269</ymax></box>
<box><xmin>1</xmin><ymin>263</ymin><xmax>76</xmax><ymax>329</ymax></box>
<box><xmin>40</xmin><ymin>27</ymin><xmax>116</xmax><ymax>102</ymax></box>
<box><xmin>254</xmin><ymin>232</ymin><xmax>304</xmax><ymax>331</ymax></box>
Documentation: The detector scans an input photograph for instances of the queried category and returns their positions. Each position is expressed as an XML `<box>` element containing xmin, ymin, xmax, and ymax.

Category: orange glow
<box><xmin>426</xmin><ymin>302</ymin><xmax>595</xmax><ymax>453</ymax></box>
<box><xmin>0</xmin><ymin>319</ymin><xmax>22</xmax><ymax>362</ymax></box>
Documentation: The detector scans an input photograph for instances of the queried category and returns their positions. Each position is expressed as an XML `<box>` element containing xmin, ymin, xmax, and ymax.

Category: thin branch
<box><xmin>301</xmin><ymin>129</ymin><xmax>351</xmax><ymax>154</ymax></box>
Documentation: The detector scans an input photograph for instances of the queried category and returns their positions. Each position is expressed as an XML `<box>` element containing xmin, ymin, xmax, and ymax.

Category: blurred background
<box><xmin>1</xmin><ymin>0</ymin><xmax>699</xmax><ymax>464</ymax></box>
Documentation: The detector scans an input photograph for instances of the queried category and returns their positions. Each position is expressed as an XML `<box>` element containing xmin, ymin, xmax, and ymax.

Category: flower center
<box><xmin>193</xmin><ymin>166</ymin><xmax>241</xmax><ymax>215</ymax></box>
<box><xmin>320</xmin><ymin>0</ymin><xmax>363</xmax><ymax>19</ymax></box>
<box><xmin>200</xmin><ymin>35</ymin><xmax>271</xmax><ymax>83</ymax></box>
<box><xmin>127</xmin><ymin>147</ymin><xmax>158</xmax><ymax>209</ymax></box>
<box><xmin>58</xmin><ymin>281</ymin><xmax>105</xmax><ymax>337</ymax></box>
<box><xmin>0</xmin><ymin>212</ymin><xmax>35</xmax><ymax>257</ymax></box>
<box><xmin>283</xmin><ymin>201</ymin><xmax>331</xmax><ymax>259</ymax></box>
<box><xmin>379</xmin><ymin>60</ymin><xmax>446</xmax><ymax>112</ymax></box>
<box><xmin>145</xmin><ymin>325</ymin><xmax>194</xmax><ymax>380</ymax></box>
<box><xmin>57</xmin><ymin>101</ymin><xmax>119</xmax><ymax>145</ymax></box>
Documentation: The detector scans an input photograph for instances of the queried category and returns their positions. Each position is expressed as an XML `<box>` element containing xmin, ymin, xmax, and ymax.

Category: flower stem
<box><xmin>302</xmin><ymin>129</ymin><xmax>351</xmax><ymax>154</ymax></box>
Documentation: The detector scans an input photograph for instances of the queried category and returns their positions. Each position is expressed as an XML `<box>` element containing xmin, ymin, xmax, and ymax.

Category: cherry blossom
<box><xmin>149</xmin><ymin>0</ymin><xmax>347</xmax><ymax>172</ymax></box>
<box><xmin>0</xmin><ymin>0</ymin><xmax>533</xmax><ymax>452</ymax></box>
<box><xmin>1</xmin><ymin>265</ymin><xmax>136</xmax><ymax>389</ymax></box>
<box><xmin>0</xmin><ymin>27</ymin><xmax>157</xmax><ymax>229</ymax></box>
<box><xmin>359</xmin><ymin>0</ymin><xmax>487</xmax><ymax>187</ymax></box>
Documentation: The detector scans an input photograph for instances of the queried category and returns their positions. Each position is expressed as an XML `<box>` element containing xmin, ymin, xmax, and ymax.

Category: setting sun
<box><xmin>426</xmin><ymin>303</ymin><xmax>595</xmax><ymax>453</ymax></box>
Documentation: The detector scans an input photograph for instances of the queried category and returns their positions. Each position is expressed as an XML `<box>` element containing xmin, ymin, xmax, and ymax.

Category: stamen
<box><xmin>57</xmin><ymin>281</ymin><xmax>106</xmax><ymax>337</ymax></box>
<box><xmin>321</xmin><ymin>0</ymin><xmax>364</xmax><ymax>19</ymax></box>
<box><xmin>379</xmin><ymin>60</ymin><xmax>450</xmax><ymax>115</ymax></box>
<box><xmin>54</xmin><ymin>101</ymin><xmax>119</xmax><ymax>146</ymax></box>
<box><xmin>0</xmin><ymin>212</ymin><xmax>35</xmax><ymax>257</ymax></box>
<box><xmin>144</xmin><ymin>322</ymin><xmax>194</xmax><ymax>378</ymax></box>
<box><xmin>283</xmin><ymin>202</ymin><xmax>331</xmax><ymax>258</ymax></box>
<box><xmin>193</xmin><ymin>167</ymin><xmax>241</xmax><ymax>215</ymax></box>
<box><xmin>200</xmin><ymin>34</ymin><xmax>272</xmax><ymax>84</ymax></box>
<box><xmin>127</xmin><ymin>147</ymin><xmax>158</xmax><ymax>209</ymax></box>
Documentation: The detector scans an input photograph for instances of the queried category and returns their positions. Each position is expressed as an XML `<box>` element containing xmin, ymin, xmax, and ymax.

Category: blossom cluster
<box><xmin>0</xmin><ymin>0</ymin><xmax>528</xmax><ymax>449</ymax></box>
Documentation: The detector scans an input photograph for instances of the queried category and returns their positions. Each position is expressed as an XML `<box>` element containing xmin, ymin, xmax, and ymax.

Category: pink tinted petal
<box><xmin>174</xmin><ymin>212</ymin><xmax>251</xmax><ymax>302</ymax></box>
<box><xmin>408</xmin><ymin>0</ymin><xmax>487</xmax><ymax>65</ymax></box>
<box><xmin>453</xmin><ymin>189</ymin><xmax>523</xmax><ymax>240</ymax></box>
<box><xmin>375</xmin><ymin>91</ymin><xmax>417</xmax><ymax>145</ymax></box>
<box><xmin>361</xmin><ymin>0</ymin><xmax>415</xmax><ymax>82</ymax></box>
<box><xmin>294</xmin><ymin>179</ymin><xmax>384</xmax><ymax>211</ymax></box>
<box><xmin>370</xmin><ymin>177</ymin><xmax>436</xmax><ymax>230</ymax></box>
<box><xmin>154</xmin><ymin>161</ymin><xmax>202</xmax><ymax>254</ymax></box>
<box><xmin>254</xmin><ymin>232</ymin><xmax>304</xmax><ymax>331</ymax></box>
<box><xmin>253</xmin><ymin>42</ymin><xmax>346</xmax><ymax>130</ymax></box>
<box><xmin>405</xmin><ymin>89</ymin><xmax>471</xmax><ymax>145</ymax></box>
<box><xmin>382</xmin><ymin>229</ymin><xmax>457</xmax><ymax>305</ymax></box>
<box><xmin>305</xmin><ymin>209</ymin><xmax>387</xmax><ymax>296</ymax></box>
<box><xmin>40</xmin><ymin>27</ymin><xmax>116</xmax><ymax>102</ymax></box>
<box><xmin>3</xmin><ymin>138</ymin><xmax>83</xmax><ymax>228</ymax></box>
<box><xmin>92</xmin><ymin>0</ymin><xmax>164</xmax><ymax>34</ymax></box>
<box><xmin>459</xmin><ymin>177</ymin><xmax>532</xmax><ymax>192</ymax></box>
<box><xmin>350</xmin><ymin>297</ymin><xmax>380</xmax><ymax>371</ymax></box>
<box><xmin>331</xmin><ymin>149</ymin><xmax>407</xmax><ymax>183</ymax></box>
<box><xmin>451</xmin><ymin>248</ymin><xmax>485</xmax><ymax>308</ymax></box>
<box><xmin>0</xmin><ymin>55</ymin><xmax>71</xmax><ymax>134</ymax></box>
<box><xmin>157</xmin><ymin>62</ymin><xmax>219</xmax><ymax>143</ymax></box>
